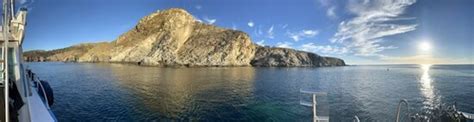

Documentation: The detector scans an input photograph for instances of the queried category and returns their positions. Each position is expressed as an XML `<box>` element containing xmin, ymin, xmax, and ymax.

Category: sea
<box><xmin>26</xmin><ymin>62</ymin><xmax>474</xmax><ymax>121</ymax></box>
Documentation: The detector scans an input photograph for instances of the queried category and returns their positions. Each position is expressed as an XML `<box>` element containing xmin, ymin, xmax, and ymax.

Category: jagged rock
<box><xmin>23</xmin><ymin>8</ymin><xmax>345</xmax><ymax>67</ymax></box>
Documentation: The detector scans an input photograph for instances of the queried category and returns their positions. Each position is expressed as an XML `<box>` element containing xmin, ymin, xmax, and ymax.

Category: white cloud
<box><xmin>287</xmin><ymin>29</ymin><xmax>319</xmax><ymax>42</ymax></box>
<box><xmin>331</xmin><ymin>0</ymin><xmax>417</xmax><ymax>56</ymax></box>
<box><xmin>290</xmin><ymin>35</ymin><xmax>299</xmax><ymax>42</ymax></box>
<box><xmin>203</xmin><ymin>17</ymin><xmax>216</xmax><ymax>24</ymax></box>
<box><xmin>19</xmin><ymin>0</ymin><xmax>35</xmax><ymax>10</ymax></box>
<box><xmin>252</xmin><ymin>25</ymin><xmax>275</xmax><ymax>39</ymax></box>
<box><xmin>256</xmin><ymin>40</ymin><xmax>265</xmax><ymax>46</ymax></box>
<box><xmin>276</xmin><ymin>42</ymin><xmax>293</xmax><ymax>48</ymax></box>
<box><xmin>327</xmin><ymin>6</ymin><xmax>337</xmax><ymax>19</ymax></box>
<box><xmin>254</xmin><ymin>25</ymin><xmax>264</xmax><ymax>36</ymax></box>
<box><xmin>247</xmin><ymin>21</ymin><xmax>254</xmax><ymax>27</ymax></box>
<box><xmin>300</xmin><ymin>43</ymin><xmax>348</xmax><ymax>55</ymax></box>
<box><xmin>317</xmin><ymin>0</ymin><xmax>337</xmax><ymax>19</ymax></box>
<box><xmin>194</xmin><ymin>16</ymin><xmax>203</xmax><ymax>23</ymax></box>
<box><xmin>302</xmin><ymin>30</ymin><xmax>318</xmax><ymax>36</ymax></box>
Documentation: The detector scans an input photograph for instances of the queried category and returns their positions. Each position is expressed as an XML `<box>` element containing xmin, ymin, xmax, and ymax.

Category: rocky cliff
<box><xmin>24</xmin><ymin>8</ymin><xmax>345</xmax><ymax>67</ymax></box>
<box><xmin>251</xmin><ymin>46</ymin><xmax>345</xmax><ymax>67</ymax></box>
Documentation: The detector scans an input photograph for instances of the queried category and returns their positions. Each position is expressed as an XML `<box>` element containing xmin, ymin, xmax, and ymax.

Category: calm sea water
<box><xmin>26</xmin><ymin>62</ymin><xmax>473</xmax><ymax>121</ymax></box>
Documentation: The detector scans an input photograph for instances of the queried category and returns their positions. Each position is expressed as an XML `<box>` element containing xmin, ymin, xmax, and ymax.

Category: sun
<box><xmin>418</xmin><ymin>42</ymin><xmax>432</xmax><ymax>51</ymax></box>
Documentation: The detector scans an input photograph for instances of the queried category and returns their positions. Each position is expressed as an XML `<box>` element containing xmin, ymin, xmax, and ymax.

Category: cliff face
<box><xmin>24</xmin><ymin>8</ymin><xmax>345</xmax><ymax>67</ymax></box>
<box><xmin>251</xmin><ymin>46</ymin><xmax>345</xmax><ymax>67</ymax></box>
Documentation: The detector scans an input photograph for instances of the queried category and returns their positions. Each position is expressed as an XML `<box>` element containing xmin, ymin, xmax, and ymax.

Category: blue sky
<box><xmin>18</xmin><ymin>0</ymin><xmax>473</xmax><ymax>64</ymax></box>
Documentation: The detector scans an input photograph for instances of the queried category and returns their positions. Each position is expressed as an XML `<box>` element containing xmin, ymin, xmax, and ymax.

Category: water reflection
<box><xmin>419</xmin><ymin>64</ymin><xmax>437</xmax><ymax>109</ymax></box>
<box><xmin>108</xmin><ymin>65</ymin><xmax>256</xmax><ymax>119</ymax></box>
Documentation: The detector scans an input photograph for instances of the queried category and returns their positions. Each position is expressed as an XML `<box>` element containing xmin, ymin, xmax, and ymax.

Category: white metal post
<box><xmin>3</xmin><ymin>0</ymin><xmax>11</xmax><ymax>121</ymax></box>
<box><xmin>313</xmin><ymin>94</ymin><xmax>317</xmax><ymax>122</ymax></box>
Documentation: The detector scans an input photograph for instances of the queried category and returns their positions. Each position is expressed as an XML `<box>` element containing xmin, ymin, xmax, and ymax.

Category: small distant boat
<box><xmin>1</xmin><ymin>0</ymin><xmax>56</xmax><ymax>121</ymax></box>
<box><xmin>300</xmin><ymin>89</ymin><xmax>474</xmax><ymax>122</ymax></box>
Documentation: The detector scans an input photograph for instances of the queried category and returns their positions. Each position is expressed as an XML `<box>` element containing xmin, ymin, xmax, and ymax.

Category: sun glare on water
<box><xmin>419</xmin><ymin>64</ymin><xmax>438</xmax><ymax>109</ymax></box>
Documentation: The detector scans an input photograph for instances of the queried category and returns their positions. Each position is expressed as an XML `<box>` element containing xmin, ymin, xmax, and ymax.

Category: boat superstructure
<box><xmin>1</xmin><ymin>0</ymin><xmax>56</xmax><ymax>121</ymax></box>
<box><xmin>300</xmin><ymin>89</ymin><xmax>474</xmax><ymax>122</ymax></box>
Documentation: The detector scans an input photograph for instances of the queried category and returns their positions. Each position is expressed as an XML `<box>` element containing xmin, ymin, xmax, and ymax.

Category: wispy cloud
<box><xmin>326</xmin><ymin>6</ymin><xmax>337</xmax><ymax>19</ymax></box>
<box><xmin>318</xmin><ymin>0</ymin><xmax>337</xmax><ymax>19</ymax></box>
<box><xmin>267</xmin><ymin>25</ymin><xmax>274</xmax><ymax>39</ymax></box>
<box><xmin>253</xmin><ymin>25</ymin><xmax>275</xmax><ymax>39</ymax></box>
<box><xmin>331</xmin><ymin>0</ymin><xmax>417</xmax><ymax>56</ymax></box>
<box><xmin>203</xmin><ymin>16</ymin><xmax>216</xmax><ymax>24</ymax></box>
<box><xmin>290</xmin><ymin>36</ymin><xmax>299</xmax><ymax>42</ymax></box>
<box><xmin>303</xmin><ymin>30</ymin><xmax>319</xmax><ymax>36</ymax></box>
<box><xmin>300</xmin><ymin>43</ymin><xmax>348</xmax><ymax>55</ymax></box>
<box><xmin>18</xmin><ymin>0</ymin><xmax>35</xmax><ymax>11</ymax></box>
<box><xmin>256</xmin><ymin>40</ymin><xmax>265</xmax><ymax>46</ymax></box>
<box><xmin>254</xmin><ymin>25</ymin><xmax>264</xmax><ymax>36</ymax></box>
<box><xmin>247</xmin><ymin>21</ymin><xmax>254</xmax><ymax>27</ymax></box>
<box><xmin>281</xmin><ymin>24</ymin><xmax>288</xmax><ymax>29</ymax></box>
<box><xmin>194</xmin><ymin>16</ymin><xmax>203</xmax><ymax>23</ymax></box>
<box><xmin>276</xmin><ymin>42</ymin><xmax>293</xmax><ymax>48</ymax></box>
<box><xmin>287</xmin><ymin>30</ymin><xmax>319</xmax><ymax>42</ymax></box>
<box><xmin>195</xmin><ymin>5</ymin><xmax>202</xmax><ymax>10</ymax></box>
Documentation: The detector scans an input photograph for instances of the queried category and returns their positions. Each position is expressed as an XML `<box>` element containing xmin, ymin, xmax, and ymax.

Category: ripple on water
<box><xmin>26</xmin><ymin>63</ymin><xmax>474</xmax><ymax>121</ymax></box>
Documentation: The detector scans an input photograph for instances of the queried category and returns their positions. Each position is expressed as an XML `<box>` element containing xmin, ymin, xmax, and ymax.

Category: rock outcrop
<box><xmin>24</xmin><ymin>8</ymin><xmax>345</xmax><ymax>67</ymax></box>
<box><xmin>23</xmin><ymin>43</ymin><xmax>100</xmax><ymax>62</ymax></box>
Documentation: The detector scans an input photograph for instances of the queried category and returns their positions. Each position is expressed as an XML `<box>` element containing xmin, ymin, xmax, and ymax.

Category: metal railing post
<box><xmin>313</xmin><ymin>94</ymin><xmax>317</xmax><ymax>122</ymax></box>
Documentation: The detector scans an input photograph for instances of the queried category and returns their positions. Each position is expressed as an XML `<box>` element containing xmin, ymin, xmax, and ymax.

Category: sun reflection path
<box><xmin>419</xmin><ymin>64</ymin><xmax>437</xmax><ymax>109</ymax></box>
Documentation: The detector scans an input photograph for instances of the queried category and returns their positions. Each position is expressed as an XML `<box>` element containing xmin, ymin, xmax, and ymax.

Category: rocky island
<box><xmin>24</xmin><ymin>8</ymin><xmax>345</xmax><ymax>67</ymax></box>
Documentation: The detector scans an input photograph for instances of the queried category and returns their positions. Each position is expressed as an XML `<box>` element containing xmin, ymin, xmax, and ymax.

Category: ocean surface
<box><xmin>26</xmin><ymin>62</ymin><xmax>474</xmax><ymax>121</ymax></box>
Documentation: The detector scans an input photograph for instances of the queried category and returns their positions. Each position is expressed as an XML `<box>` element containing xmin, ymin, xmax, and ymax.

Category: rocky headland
<box><xmin>24</xmin><ymin>8</ymin><xmax>345</xmax><ymax>67</ymax></box>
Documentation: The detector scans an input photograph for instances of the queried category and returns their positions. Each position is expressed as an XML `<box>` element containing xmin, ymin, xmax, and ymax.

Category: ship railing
<box><xmin>353</xmin><ymin>115</ymin><xmax>360</xmax><ymax>122</ymax></box>
<box><xmin>453</xmin><ymin>102</ymin><xmax>474</xmax><ymax>120</ymax></box>
<box><xmin>460</xmin><ymin>111</ymin><xmax>474</xmax><ymax>120</ymax></box>
<box><xmin>396</xmin><ymin>99</ymin><xmax>474</xmax><ymax>121</ymax></box>
<box><xmin>396</xmin><ymin>99</ymin><xmax>409</xmax><ymax>122</ymax></box>
<box><xmin>300</xmin><ymin>89</ymin><xmax>329</xmax><ymax>122</ymax></box>
<box><xmin>25</xmin><ymin>69</ymin><xmax>51</xmax><ymax>109</ymax></box>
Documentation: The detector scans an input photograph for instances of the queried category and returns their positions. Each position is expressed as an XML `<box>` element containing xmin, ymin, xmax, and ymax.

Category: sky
<box><xmin>15</xmin><ymin>0</ymin><xmax>474</xmax><ymax>64</ymax></box>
